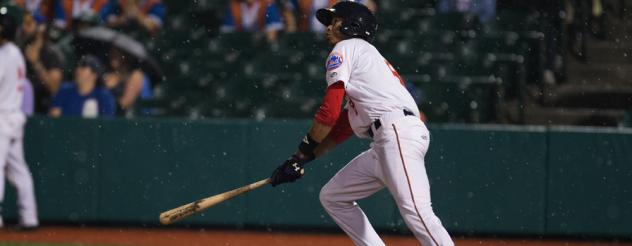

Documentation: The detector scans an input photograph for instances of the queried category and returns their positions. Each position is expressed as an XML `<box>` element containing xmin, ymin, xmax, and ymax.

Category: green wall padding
<box><xmin>546</xmin><ymin>127</ymin><xmax>632</xmax><ymax>236</ymax></box>
<box><xmin>2</xmin><ymin>118</ymin><xmax>631</xmax><ymax>238</ymax></box>
<box><xmin>427</xmin><ymin>125</ymin><xmax>547</xmax><ymax>234</ymax></box>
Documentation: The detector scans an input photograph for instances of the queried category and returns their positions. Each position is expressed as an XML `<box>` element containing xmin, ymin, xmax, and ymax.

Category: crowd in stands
<box><xmin>4</xmin><ymin>0</ymin><xmax>165</xmax><ymax>118</ymax></box>
<box><xmin>4</xmin><ymin>0</ymin><xmax>625</xmax><ymax>126</ymax></box>
<box><xmin>5</xmin><ymin>0</ymin><xmax>386</xmax><ymax>119</ymax></box>
<box><xmin>217</xmin><ymin>0</ymin><xmax>500</xmax><ymax>42</ymax></box>
<box><xmin>219</xmin><ymin>0</ymin><xmax>376</xmax><ymax>42</ymax></box>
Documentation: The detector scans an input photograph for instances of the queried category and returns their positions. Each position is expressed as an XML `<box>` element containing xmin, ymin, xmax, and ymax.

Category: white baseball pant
<box><xmin>320</xmin><ymin>113</ymin><xmax>453</xmax><ymax>246</ymax></box>
<box><xmin>0</xmin><ymin>135</ymin><xmax>39</xmax><ymax>227</ymax></box>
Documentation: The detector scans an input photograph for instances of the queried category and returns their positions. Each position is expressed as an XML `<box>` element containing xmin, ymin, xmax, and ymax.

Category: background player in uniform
<box><xmin>269</xmin><ymin>2</ymin><xmax>453</xmax><ymax>245</ymax></box>
<box><xmin>0</xmin><ymin>5</ymin><xmax>39</xmax><ymax>230</ymax></box>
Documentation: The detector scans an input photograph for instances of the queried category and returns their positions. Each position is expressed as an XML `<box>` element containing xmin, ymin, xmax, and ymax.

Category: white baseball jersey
<box><xmin>0</xmin><ymin>42</ymin><xmax>27</xmax><ymax>138</ymax></box>
<box><xmin>0</xmin><ymin>41</ymin><xmax>39</xmax><ymax>228</ymax></box>
<box><xmin>325</xmin><ymin>38</ymin><xmax>420</xmax><ymax>138</ymax></box>
<box><xmin>319</xmin><ymin>38</ymin><xmax>453</xmax><ymax>246</ymax></box>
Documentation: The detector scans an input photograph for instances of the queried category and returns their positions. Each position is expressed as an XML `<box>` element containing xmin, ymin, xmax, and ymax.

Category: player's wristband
<box><xmin>298</xmin><ymin>134</ymin><xmax>319</xmax><ymax>162</ymax></box>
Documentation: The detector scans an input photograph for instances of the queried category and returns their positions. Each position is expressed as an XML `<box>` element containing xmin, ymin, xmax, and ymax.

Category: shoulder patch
<box><xmin>326</xmin><ymin>52</ymin><xmax>344</xmax><ymax>71</ymax></box>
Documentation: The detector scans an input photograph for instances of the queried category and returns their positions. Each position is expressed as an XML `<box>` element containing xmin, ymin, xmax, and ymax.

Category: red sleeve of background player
<box><xmin>328</xmin><ymin>109</ymin><xmax>353</xmax><ymax>144</ymax></box>
<box><xmin>314</xmin><ymin>81</ymin><xmax>345</xmax><ymax>127</ymax></box>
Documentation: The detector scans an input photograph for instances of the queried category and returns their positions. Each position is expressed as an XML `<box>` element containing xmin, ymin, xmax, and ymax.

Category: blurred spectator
<box><xmin>49</xmin><ymin>55</ymin><xmax>115</xmax><ymax>118</ymax></box>
<box><xmin>16</xmin><ymin>13</ymin><xmax>65</xmax><ymax>114</ymax></box>
<box><xmin>537</xmin><ymin>0</ymin><xmax>564</xmax><ymax>85</ymax></box>
<box><xmin>566</xmin><ymin>0</ymin><xmax>605</xmax><ymax>61</ymax></box>
<box><xmin>616</xmin><ymin>0</ymin><xmax>626</xmax><ymax>19</ymax></box>
<box><xmin>51</xmin><ymin>0</ymin><xmax>107</xmax><ymax>30</ymax></box>
<box><xmin>498</xmin><ymin>0</ymin><xmax>567</xmax><ymax>85</ymax></box>
<box><xmin>221</xmin><ymin>0</ymin><xmax>284</xmax><ymax>42</ymax></box>
<box><xmin>437</xmin><ymin>0</ymin><xmax>496</xmax><ymax>23</ymax></box>
<box><xmin>54</xmin><ymin>11</ymin><xmax>102</xmax><ymax>80</ymax></box>
<box><xmin>280</xmin><ymin>0</ymin><xmax>376</xmax><ymax>32</ymax></box>
<box><xmin>353</xmin><ymin>0</ymin><xmax>376</xmax><ymax>12</ymax></box>
<box><xmin>11</xmin><ymin>0</ymin><xmax>54</xmax><ymax>24</ymax></box>
<box><xmin>102</xmin><ymin>47</ymin><xmax>152</xmax><ymax>116</ymax></box>
<box><xmin>100</xmin><ymin>0</ymin><xmax>166</xmax><ymax>35</ymax></box>
<box><xmin>71</xmin><ymin>10</ymin><xmax>101</xmax><ymax>32</ymax></box>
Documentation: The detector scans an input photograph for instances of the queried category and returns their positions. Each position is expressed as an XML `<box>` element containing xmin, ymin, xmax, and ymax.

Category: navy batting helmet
<box><xmin>0</xmin><ymin>5</ymin><xmax>18</xmax><ymax>41</ymax></box>
<box><xmin>316</xmin><ymin>1</ymin><xmax>378</xmax><ymax>42</ymax></box>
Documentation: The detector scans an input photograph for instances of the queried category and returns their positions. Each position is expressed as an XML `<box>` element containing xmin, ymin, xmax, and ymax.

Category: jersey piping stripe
<box><xmin>392</xmin><ymin>124</ymin><xmax>440</xmax><ymax>246</ymax></box>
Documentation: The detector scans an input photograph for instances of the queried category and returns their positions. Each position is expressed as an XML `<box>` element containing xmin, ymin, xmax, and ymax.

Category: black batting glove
<box><xmin>270</xmin><ymin>155</ymin><xmax>305</xmax><ymax>187</ymax></box>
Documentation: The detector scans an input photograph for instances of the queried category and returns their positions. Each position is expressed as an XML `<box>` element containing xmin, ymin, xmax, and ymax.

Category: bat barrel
<box><xmin>159</xmin><ymin>213</ymin><xmax>174</xmax><ymax>225</ymax></box>
<box><xmin>159</xmin><ymin>178</ymin><xmax>271</xmax><ymax>225</ymax></box>
<box><xmin>159</xmin><ymin>200</ymin><xmax>203</xmax><ymax>225</ymax></box>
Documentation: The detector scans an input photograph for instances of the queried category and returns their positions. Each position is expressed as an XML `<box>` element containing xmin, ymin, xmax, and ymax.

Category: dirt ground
<box><xmin>1</xmin><ymin>226</ymin><xmax>631</xmax><ymax>246</ymax></box>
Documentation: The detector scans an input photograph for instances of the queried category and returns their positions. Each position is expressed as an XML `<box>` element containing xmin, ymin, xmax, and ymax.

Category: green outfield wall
<box><xmin>3</xmin><ymin>117</ymin><xmax>632</xmax><ymax>237</ymax></box>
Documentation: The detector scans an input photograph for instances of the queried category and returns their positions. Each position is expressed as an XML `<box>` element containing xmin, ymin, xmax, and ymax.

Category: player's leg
<box><xmin>375</xmin><ymin>117</ymin><xmax>453</xmax><ymax>246</ymax></box>
<box><xmin>6</xmin><ymin>137</ymin><xmax>38</xmax><ymax>227</ymax></box>
<box><xmin>0</xmin><ymin>136</ymin><xmax>12</xmax><ymax>227</ymax></box>
<box><xmin>319</xmin><ymin>149</ymin><xmax>386</xmax><ymax>246</ymax></box>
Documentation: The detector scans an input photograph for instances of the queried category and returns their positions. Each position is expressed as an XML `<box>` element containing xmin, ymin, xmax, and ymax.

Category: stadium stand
<box><xmin>135</xmin><ymin>0</ymin><xmax>631</xmax><ymax>126</ymax></box>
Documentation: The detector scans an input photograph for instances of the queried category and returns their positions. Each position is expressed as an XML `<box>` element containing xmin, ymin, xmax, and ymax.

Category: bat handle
<box><xmin>250</xmin><ymin>178</ymin><xmax>272</xmax><ymax>189</ymax></box>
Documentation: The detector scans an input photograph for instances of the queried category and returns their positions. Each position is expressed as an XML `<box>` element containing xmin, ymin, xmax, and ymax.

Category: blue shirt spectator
<box><xmin>437</xmin><ymin>0</ymin><xmax>496</xmax><ymax>23</ymax></box>
<box><xmin>49</xmin><ymin>55</ymin><xmax>115</xmax><ymax>118</ymax></box>
<box><xmin>221</xmin><ymin>0</ymin><xmax>284</xmax><ymax>42</ymax></box>
<box><xmin>100</xmin><ymin>0</ymin><xmax>166</xmax><ymax>34</ymax></box>
<box><xmin>51</xmin><ymin>83</ymin><xmax>115</xmax><ymax>117</ymax></box>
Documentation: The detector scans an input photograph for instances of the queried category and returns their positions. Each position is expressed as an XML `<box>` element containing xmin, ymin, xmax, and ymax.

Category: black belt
<box><xmin>368</xmin><ymin>109</ymin><xmax>415</xmax><ymax>138</ymax></box>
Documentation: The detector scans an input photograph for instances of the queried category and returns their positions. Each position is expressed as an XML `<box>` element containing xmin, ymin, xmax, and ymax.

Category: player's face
<box><xmin>326</xmin><ymin>17</ymin><xmax>345</xmax><ymax>45</ymax></box>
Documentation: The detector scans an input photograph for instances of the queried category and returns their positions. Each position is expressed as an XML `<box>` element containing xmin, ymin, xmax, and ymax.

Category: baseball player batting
<box><xmin>0</xmin><ymin>6</ymin><xmax>39</xmax><ymax>230</ymax></box>
<box><xmin>269</xmin><ymin>2</ymin><xmax>453</xmax><ymax>245</ymax></box>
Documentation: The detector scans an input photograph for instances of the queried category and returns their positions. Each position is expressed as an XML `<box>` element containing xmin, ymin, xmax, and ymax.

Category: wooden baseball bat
<box><xmin>159</xmin><ymin>178</ymin><xmax>272</xmax><ymax>225</ymax></box>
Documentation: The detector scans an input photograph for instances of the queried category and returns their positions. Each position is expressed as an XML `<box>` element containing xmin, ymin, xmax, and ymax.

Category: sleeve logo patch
<box><xmin>326</xmin><ymin>52</ymin><xmax>344</xmax><ymax>71</ymax></box>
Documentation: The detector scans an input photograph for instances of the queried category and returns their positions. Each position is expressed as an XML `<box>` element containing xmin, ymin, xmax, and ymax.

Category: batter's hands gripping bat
<box><xmin>159</xmin><ymin>178</ymin><xmax>272</xmax><ymax>225</ymax></box>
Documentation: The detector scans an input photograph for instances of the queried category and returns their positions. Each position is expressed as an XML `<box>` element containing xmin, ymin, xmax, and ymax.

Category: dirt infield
<box><xmin>1</xmin><ymin>226</ymin><xmax>631</xmax><ymax>246</ymax></box>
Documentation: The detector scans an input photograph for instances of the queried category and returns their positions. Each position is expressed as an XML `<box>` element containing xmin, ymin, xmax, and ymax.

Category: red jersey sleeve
<box><xmin>314</xmin><ymin>81</ymin><xmax>345</xmax><ymax>127</ymax></box>
<box><xmin>328</xmin><ymin>109</ymin><xmax>353</xmax><ymax>144</ymax></box>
